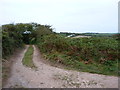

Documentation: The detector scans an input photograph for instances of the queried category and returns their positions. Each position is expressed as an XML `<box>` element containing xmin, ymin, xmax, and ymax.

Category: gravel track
<box><xmin>3</xmin><ymin>45</ymin><xmax>118</xmax><ymax>88</ymax></box>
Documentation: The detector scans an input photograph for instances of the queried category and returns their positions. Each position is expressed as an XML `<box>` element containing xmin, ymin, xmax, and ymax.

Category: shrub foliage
<box><xmin>2</xmin><ymin>23</ymin><xmax>53</xmax><ymax>58</ymax></box>
<box><xmin>37</xmin><ymin>34</ymin><xmax>119</xmax><ymax>76</ymax></box>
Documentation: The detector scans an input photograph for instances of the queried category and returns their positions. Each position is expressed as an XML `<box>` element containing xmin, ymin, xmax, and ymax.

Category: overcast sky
<box><xmin>0</xmin><ymin>0</ymin><xmax>119</xmax><ymax>33</ymax></box>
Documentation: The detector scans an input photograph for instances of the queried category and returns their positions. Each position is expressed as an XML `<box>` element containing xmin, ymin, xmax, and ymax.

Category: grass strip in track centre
<box><xmin>22</xmin><ymin>45</ymin><xmax>36</xmax><ymax>68</ymax></box>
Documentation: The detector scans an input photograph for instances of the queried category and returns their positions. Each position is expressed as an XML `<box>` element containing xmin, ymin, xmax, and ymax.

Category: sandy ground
<box><xmin>3</xmin><ymin>45</ymin><xmax>118</xmax><ymax>88</ymax></box>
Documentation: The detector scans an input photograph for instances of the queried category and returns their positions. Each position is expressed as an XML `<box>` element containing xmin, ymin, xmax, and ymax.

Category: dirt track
<box><xmin>3</xmin><ymin>45</ymin><xmax>118</xmax><ymax>88</ymax></box>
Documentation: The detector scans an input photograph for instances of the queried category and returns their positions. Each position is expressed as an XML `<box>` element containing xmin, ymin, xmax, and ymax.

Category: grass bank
<box><xmin>22</xmin><ymin>45</ymin><xmax>36</xmax><ymax>68</ymax></box>
<box><xmin>37</xmin><ymin>34</ymin><xmax>119</xmax><ymax>76</ymax></box>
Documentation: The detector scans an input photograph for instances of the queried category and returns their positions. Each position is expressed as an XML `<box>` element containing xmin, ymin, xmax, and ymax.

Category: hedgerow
<box><xmin>2</xmin><ymin>24</ymin><xmax>24</xmax><ymax>58</ymax></box>
<box><xmin>2</xmin><ymin>23</ymin><xmax>53</xmax><ymax>59</ymax></box>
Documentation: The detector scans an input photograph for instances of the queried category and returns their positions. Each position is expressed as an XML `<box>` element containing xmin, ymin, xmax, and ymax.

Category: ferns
<box><xmin>37</xmin><ymin>34</ymin><xmax>118</xmax><ymax>65</ymax></box>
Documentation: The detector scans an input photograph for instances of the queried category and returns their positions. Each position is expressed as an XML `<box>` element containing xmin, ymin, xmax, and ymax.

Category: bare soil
<box><xmin>3</xmin><ymin>45</ymin><xmax>118</xmax><ymax>88</ymax></box>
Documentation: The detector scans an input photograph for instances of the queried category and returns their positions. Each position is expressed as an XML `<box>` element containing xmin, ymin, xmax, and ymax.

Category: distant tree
<box><xmin>35</xmin><ymin>25</ymin><xmax>53</xmax><ymax>38</ymax></box>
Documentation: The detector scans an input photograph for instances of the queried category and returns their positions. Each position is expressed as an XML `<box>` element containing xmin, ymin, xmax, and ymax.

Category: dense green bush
<box><xmin>37</xmin><ymin>34</ymin><xmax>119</xmax><ymax>76</ymax></box>
<box><xmin>2</xmin><ymin>24</ymin><xmax>24</xmax><ymax>58</ymax></box>
<box><xmin>2</xmin><ymin>23</ymin><xmax>53</xmax><ymax>59</ymax></box>
<box><xmin>37</xmin><ymin>35</ymin><xmax>118</xmax><ymax>63</ymax></box>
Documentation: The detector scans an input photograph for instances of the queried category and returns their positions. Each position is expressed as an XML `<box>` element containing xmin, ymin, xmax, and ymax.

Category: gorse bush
<box><xmin>37</xmin><ymin>34</ymin><xmax>70</xmax><ymax>53</ymax></box>
<box><xmin>37</xmin><ymin>35</ymin><xmax>118</xmax><ymax>63</ymax></box>
<box><xmin>37</xmin><ymin>34</ymin><xmax>119</xmax><ymax>76</ymax></box>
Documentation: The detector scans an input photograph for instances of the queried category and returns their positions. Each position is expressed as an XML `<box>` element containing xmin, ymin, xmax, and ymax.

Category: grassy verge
<box><xmin>22</xmin><ymin>45</ymin><xmax>36</xmax><ymax>68</ymax></box>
